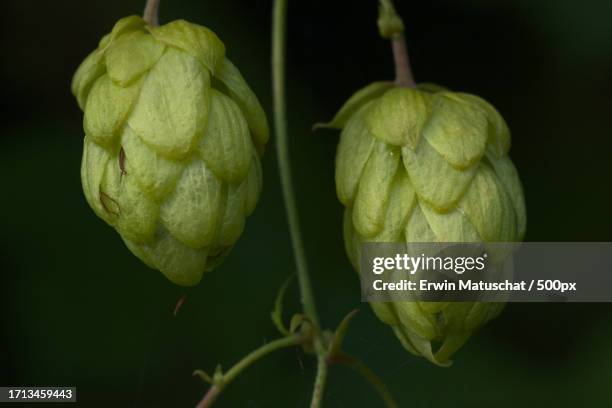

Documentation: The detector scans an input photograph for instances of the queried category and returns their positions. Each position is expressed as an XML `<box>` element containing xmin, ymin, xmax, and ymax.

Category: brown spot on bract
<box><xmin>99</xmin><ymin>190</ymin><xmax>121</xmax><ymax>217</ymax></box>
<box><xmin>119</xmin><ymin>147</ymin><xmax>127</xmax><ymax>177</ymax></box>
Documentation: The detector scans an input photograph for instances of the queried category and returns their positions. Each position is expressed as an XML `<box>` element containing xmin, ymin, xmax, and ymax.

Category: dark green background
<box><xmin>2</xmin><ymin>0</ymin><xmax>612</xmax><ymax>406</ymax></box>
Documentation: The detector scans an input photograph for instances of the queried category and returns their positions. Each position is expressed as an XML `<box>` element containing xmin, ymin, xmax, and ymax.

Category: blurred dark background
<box><xmin>2</xmin><ymin>0</ymin><xmax>612</xmax><ymax>406</ymax></box>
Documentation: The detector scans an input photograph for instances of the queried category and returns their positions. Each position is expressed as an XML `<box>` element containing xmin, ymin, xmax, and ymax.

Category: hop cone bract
<box><xmin>72</xmin><ymin>16</ymin><xmax>269</xmax><ymax>286</ymax></box>
<box><xmin>328</xmin><ymin>82</ymin><xmax>526</xmax><ymax>366</ymax></box>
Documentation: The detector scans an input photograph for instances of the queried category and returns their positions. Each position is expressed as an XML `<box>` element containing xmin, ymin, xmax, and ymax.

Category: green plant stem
<box><xmin>310</xmin><ymin>355</ymin><xmax>328</xmax><ymax>408</ymax></box>
<box><xmin>272</xmin><ymin>1</ymin><xmax>329</xmax><ymax>406</ymax></box>
<box><xmin>143</xmin><ymin>0</ymin><xmax>160</xmax><ymax>26</ymax></box>
<box><xmin>272</xmin><ymin>0</ymin><xmax>321</xmax><ymax>336</ymax></box>
<box><xmin>331</xmin><ymin>352</ymin><xmax>398</xmax><ymax>408</ymax></box>
<box><xmin>196</xmin><ymin>335</ymin><xmax>305</xmax><ymax>408</ymax></box>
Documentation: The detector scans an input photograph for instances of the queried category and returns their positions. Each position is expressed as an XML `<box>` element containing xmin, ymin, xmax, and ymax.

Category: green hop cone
<box><xmin>72</xmin><ymin>16</ymin><xmax>269</xmax><ymax>286</ymax></box>
<box><xmin>326</xmin><ymin>82</ymin><xmax>526</xmax><ymax>366</ymax></box>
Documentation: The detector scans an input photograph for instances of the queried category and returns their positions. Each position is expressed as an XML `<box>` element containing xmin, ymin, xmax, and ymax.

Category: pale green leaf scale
<box><xmin>99</xmin><ymin>15</ymin><xmax>146</xmax><ymax>50</ymax></box>
<box><xmin>404</xmin><ymin>201</ymin><xmax>437</xmax><ymax>243</ymax></box>
<box><xmin>458</xmin><ymin>93</ymin><xmax>511</xmax><ymax>158</ymax></box>
<box><xmin>370</xmin><ymin>303</ymin><xmax>399</xmax><ymax>326</ymax></box>
<box><xmin>80</xmin><ymin>139</ymin><xmax>91</xmax><ymax>204</ymax></box>
<box><xmin>81</xmin><ymin>140</ymin><xmax>100</xmax><ymax>218</ymax></box>
<box><xmin>366</xmin><ymin>88</ymin><xmax>430</xmax><ymax>148</ymax></box>
<box><xmin>441</xmin><ymin>302</ymin><xmax>476</xmax><ymax>332</ymax></box>
<box><xmin>496</xmin><ymin>177</ymin><xmax>519</xmax><ymax>241</ymax></box>
<box><xmin>120</xmin><ymin>126</ymin><xmax>184</xmax><ymax>201</ymax></box>
<box><xmin>198</xmin><ymin>89</ymin><xmax>251</xmax><ymax>183</ymax></box>
<box><xmin>84</xmin><ymin>74</ymin><xmax>141</xmax><ymax>147</ymax></box>
<box><xmin>98</xmin><ymin>150</ymin><xmax>123</xmax><ymax>223</ymax></box>
<box><xmin>391</xmin><ymin>326</ymin><xmax>420</xmax><ymax>357</ymax></box>
<box><xmin>458</xmin><ymin>163</ymin><xmax>517</xmax><ymax>242</ymax></box>
<box><xmin>216</xmin><ymin>58</ymin><xmax>269</xmax><ymax>151</ymax></box>
<box><xmin>352</xmin><ymin>140</ymin><xmax>400</xmax><ymax>238</ymax></box>
<box><xmin>122</xmin><ymin>238</ymin><xmax>158</xmax><ymax>273</ymax></box>
<box><xmin>147</xmin><ymin>19</ymin><xmax>225</xmax><ymax>75</ymax></box>
<box><xmin>486</xmin><ymin>153</ymin><xmax>527</xmax><ymax>240</ymax></box>
<box><xmin>128</xmin><ymin>48</ymin><xmax>210</xmax><ymax>160</ymax></box>
<box><xmin>402</xmin><ymin>138</ymin><xmax>477</xmax><ymax>211</ymax></box>
<box><xmin>372</xmin><ymin>168</ymin><xmax>416</xmax><ymax>242</ymax></box>
<box><xmin>419</xmin><ymin>201</ymin><xmax>481</xmax><ymax>243</ymax></box>
<box><xmin>160</xmin><ymin>159</ymin><xmax>226</xmax><ymax>249</ymax></box>
<box><xmin>123</xmin><ymin>227</ymin><xmax>209</xmax><ymax>286</ymax></box>
<box><xmin>105</xmin><ymin>31</ymin><xmax>165</xmax><ymax>87</ymax></box>
<box><xmin>73</xmin><ymin>16</ymin><xmax>146</xmax><ymax>110</ymax></box>
<box><xmin>335</xmin><ymin>102</ymin><xmax>377</xmax><ymax>206</ymax></box>
<box><xmin>439</xmin><ymin>303</ymin><xmax>504</xmax><ymax>359</ymax></box>
<box><xmin>342</xmin><ymin>208</ymin><xmax>358</xmax><ymax>269</ymax></box>
<box><xmin>422</xmin><ymin>93</ymin><xmax>488</xmax><ymax>170</ymax></box>
<box><xmin>81</xmin><ymin>137</ymin><xmax>112</xmax><ymax>222</ymax></box>
<box><xmin>98</xmin><ymin>34</ymin><xmax>112</xmax><ymax>51</ymax></box>
<box><xmin>318</xmin><ymin>81</ymin><xmax>394</xmax><ymax>130</ymax></box>
<box><xmin>394</xmin><ymin>302</ymin><xmax>439</xmax><ymax>341</ymax></box>
<box><xmin>71</xmin><ymin>50</ymin><xmax>106</xmax><ymax>110</ymax></box>
<box><xmin>218</xmin><ymin>181</ymin><xmax>247</xmax><ymax>247</ymax></box>
<box><xmin>99</xmin><ymin>150</ymin><xmax>158</xmax><ymax>243</ymax></box>
<box><xmin>398</xmin><ymin>324</ymin><xmax>450</xmax><ymax>367</ymax></box>
<box><xmin>433</xmin><ymin>331</ymin><xmax>471</xmax><ymax>365</ymax></box>
<box><xmin>243</xmin><ymin>149</ymin><xmax>262</xmax><ymax>216</ymax></box>
<box><xmin>402</xmin><ymin>205</ymin><xmax>443</xmax><ymax>265</ymax></box>
<box><xmin>391</xmin><ymin>303</ymin><xmax>453</xmax><ymax>366</ymax></box>
<box><xmin>115</xmin><ymin>174</ymin><xmax>159</xmax><ymax>244</ymax></box>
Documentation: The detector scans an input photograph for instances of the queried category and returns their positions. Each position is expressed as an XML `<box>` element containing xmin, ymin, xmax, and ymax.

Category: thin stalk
<box><xmin>377</xmin><ymin>0</ymin><xmax>415</xmax><ymax>87</ymax></box>
<box><xmin>272</xmin><ymin>1</ymin><xmax>329</xmax><ymax>406</ymax></box>
<box><xmin>331</xmin><ymin>352</ymin><xmax>398</xmax><ymax>408</ymax></box>
<box><xmin>272</xmin><ymin>0</ymin><xmax>320</xmax><ymax>332</ymax></box>
<box><xmin>310</xmin><ymin>355</ymin><xmax>328</xmax><ymax>408</ymax></box>
<box><xmin>196</xmin><ymin>335</ymin><xmax>305</xmax><ymax>408</ymax></box>
<box><xmin>143</xmin><ymin>0</ymin><xmax>160</xmax><ymax>26</ymax></box>
<box><xmin>391</xmin><ymin>34</ymin><xmax>415</xmax><ymax>87</ymax></box>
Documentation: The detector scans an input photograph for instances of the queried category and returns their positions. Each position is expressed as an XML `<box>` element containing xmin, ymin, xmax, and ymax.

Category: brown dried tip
<box><xmin>174</xmin><ymin>294</ymin><xmax>187</xmax><ymax>317</ymax></box>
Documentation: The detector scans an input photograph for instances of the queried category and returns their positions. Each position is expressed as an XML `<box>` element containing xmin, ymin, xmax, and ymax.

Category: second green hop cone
<box><xmin>326</xmin><ymin>82</ymin><xmax>526</xmax><ymax>366</ymax></box>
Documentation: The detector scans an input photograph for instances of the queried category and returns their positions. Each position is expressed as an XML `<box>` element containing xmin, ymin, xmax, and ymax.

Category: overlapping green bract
<box><xmin>72</xmin><ymin>16</ymin><xmax>269</xmax><ymax>286</ymax></box>
<box><xmin>329</xmin><ymin>83</ymin><xmax>526</xmax><ymax>366</ymax></box>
